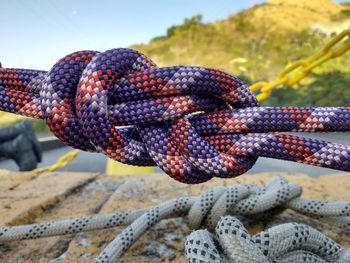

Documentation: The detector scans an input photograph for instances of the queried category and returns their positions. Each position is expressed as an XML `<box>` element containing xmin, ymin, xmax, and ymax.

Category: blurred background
<box><xmin>0</xmin><ymin>0</ymin><xmax>349</xmax><ymax>176</ymax></box>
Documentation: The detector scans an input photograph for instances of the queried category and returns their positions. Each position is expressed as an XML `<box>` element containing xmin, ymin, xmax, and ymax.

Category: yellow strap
<box><xmin>0</xmin><ymin>112</ymin><xmax>26</xmax><ymax>128</ymax></box>
<box><xmin>250</xmin><ymin>29</ymin><xmax>350</xmax><ymax>101</ymax></box>
<box><xmin>105</xmin><ymin>158</ymin><xmax>155</xmax><ymax>176</ymax></box>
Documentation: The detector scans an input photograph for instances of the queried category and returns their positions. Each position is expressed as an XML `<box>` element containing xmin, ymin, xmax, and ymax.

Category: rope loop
<box><xmin>187</xmin><ymin>176</ymin><xmax>301</xmax><ymax>230</ymax></box>
<box><xmin>40</xmin><ymin>48</ymin><xmax>259</xmax><ymax>183</ymax></box>
<box><xmin>186</xmin><ymin>216</ymin><xmax>349</xmax><ymax>262</ymax></box>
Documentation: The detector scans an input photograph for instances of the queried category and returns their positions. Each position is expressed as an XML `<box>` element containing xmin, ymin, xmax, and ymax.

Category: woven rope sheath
<box><xmin>1</xmin><ymin>176</ymin><xmax>350</xmax><ymax>262</ymax></box>
<box><xmin>1</xmin><ymin>48</ymin><xmax>350</xmax><ymax>183</ymax></box>
<box><xmin>186</xmin><ymin>216</ymin><xmax>350</xmax><ymax>263</ymax></box>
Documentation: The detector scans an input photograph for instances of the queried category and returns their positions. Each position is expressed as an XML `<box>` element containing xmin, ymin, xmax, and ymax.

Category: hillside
<box><xmin>131</xmin><ymin>0</ymin><xmax>350</xmax><ymax>106</ymax></box>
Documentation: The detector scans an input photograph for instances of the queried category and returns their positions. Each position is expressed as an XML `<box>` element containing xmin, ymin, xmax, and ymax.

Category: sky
<box><xmin>0</xmin><ymin>0</ymin><xmax>348</xmax><ymax>70</ymax></box>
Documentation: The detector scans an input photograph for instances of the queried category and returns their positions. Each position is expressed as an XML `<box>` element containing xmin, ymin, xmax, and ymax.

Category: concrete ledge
<box><xmin>39</xmin><ymin>136</ymin><xmax>65</xmax><ymax>151</ymax></box>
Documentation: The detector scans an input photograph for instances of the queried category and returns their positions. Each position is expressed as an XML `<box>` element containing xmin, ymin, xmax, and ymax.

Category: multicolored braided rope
<box><xmin>0</xmin><ymin>48</ymin><xmax>349</xmax><ymax>183</ymax></box>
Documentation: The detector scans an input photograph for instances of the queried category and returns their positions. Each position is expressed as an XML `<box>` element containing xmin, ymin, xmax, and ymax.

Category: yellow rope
<box><xmin>250</xmin><ymin>29</ymin><xmax>350</xmax><ymax>101</ymax></box>
<box><xmin>32</xmin><ymin>149</ymin><xmax>80</xmax><ymax>174</ymax></box>
<box><xmin>31</xmin><ymin>149</ymin><xmax>155</xmax><ymax>175</ymax></box>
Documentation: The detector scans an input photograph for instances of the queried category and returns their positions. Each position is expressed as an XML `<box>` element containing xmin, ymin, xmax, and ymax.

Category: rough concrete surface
<box><xmin>0</xmin><ymin>171</ymin><xmax>349</xmax><ymax>262</ymax></box>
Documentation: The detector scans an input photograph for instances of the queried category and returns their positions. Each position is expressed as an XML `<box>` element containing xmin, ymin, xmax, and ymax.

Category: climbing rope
<box><xmin>1</xmin><ymin>176</ymin><xmax>350</xmax><ymax>262</ymax></box>
<box><xmin>186</xmin><ymin>216</ymin><xmax>350</xmax><ymax>262</ymax></box>
<box><xmin>0</xmin><ymin>48</ymin><xmax>349</xmax><ymax>183</ymax></box>
<box><xmin>250</xmin><ymin>29</ymin><xmax>350</xmax><ymax>101</ymax></box>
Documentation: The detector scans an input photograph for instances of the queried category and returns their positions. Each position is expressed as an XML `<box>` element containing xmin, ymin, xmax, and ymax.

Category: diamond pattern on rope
<box><xmin>0</xmin><ymin>48</ymin><xmax>349</xmax><ymax>183</ymax></box>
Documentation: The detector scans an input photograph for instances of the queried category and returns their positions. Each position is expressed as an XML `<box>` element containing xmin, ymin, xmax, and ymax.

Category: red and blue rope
<box><xmin>0</xmin><ymin>48</ymin><xmax>349</xmax><ymax>183</ymax></box>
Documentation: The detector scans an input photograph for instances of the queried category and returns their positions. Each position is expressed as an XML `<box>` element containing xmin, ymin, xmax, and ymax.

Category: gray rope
<box><xmin>185</xmin><ymin>216</ymin><xmax>350</xmax><ymax>262</ymax></box>
<box><xmin>0</xmin><ymin>176</ymin><xmax>349</xmax><ymax>262</ymax></box>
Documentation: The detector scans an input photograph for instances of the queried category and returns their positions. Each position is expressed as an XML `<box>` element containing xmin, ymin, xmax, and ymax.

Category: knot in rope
<box><xmin>187</xmin><ymin>176</ymin><xmax>301</xmax><ymax>230</ymax></box>
<box><xmin>41</xmin><ymin>48</ymin><xmax>258</xmax><ymax>183</ymax></box>
<box><xmin>186</xmin><ymin>216</ymin><xmax>350</xmax><ymax>262</ymax></box>
<box><xmin>1</xmin><ymin>48</ymin><xmax>350</xmax><ymax>183</ymax></box>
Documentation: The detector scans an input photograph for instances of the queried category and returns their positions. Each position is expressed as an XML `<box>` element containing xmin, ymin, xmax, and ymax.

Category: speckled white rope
<box><xmin>0</xmin><ymin>176</ymin><xmax>349</xmax><ymax>263</ymax></box>
<box><xmin>185</xmin><ymin>216</ymin><xmax>350</xmax><ymax>262</ymax></box>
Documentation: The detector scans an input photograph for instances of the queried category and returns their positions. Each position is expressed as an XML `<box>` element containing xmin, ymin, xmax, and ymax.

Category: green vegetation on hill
<box><xmin>131</xmin><ymin>0</ymin><xmax>350</xmax><ymax>107</ymax></box>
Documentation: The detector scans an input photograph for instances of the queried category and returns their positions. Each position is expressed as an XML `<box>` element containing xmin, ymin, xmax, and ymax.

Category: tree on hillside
<box><xmin>150</xmin><ymin>14</ymin><xmax>203</xmax><ymax>42</ymax></box>
<box><xmin>166</xmin><ymin>14</ymin><xmax>203</xmax><ymax>37</ymax></box>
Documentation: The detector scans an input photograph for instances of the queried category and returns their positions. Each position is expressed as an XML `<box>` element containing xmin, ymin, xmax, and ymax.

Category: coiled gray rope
<box><xmin>186</xmin><ymin>216</ymin><xmax>350</xmax><ymax>262</ymax></box>
<box><xmin>0</xmin><ymin>176</ymin><xmax>349</xmax><ymax>262</ymax></box>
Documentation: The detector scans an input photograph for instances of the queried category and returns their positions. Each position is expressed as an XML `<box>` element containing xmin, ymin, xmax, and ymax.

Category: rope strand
<box><xmin>186</xmin><ymin>216</ymin><xmax>349</xmax><ymax>262</ymax></box>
